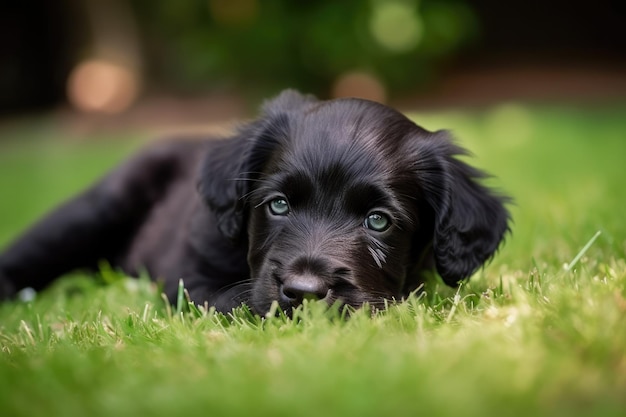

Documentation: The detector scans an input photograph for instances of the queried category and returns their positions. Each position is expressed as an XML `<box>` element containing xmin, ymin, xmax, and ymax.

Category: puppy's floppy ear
<box><xmin>414</xmin><ymin>130</ymin><xmax>511</xmax><ymax>286</ymax></box>
<box><xmin>198</xmin><ymin>90</ymin><xmax>316</xmax><ymax>241</ymax></box>
<box><xmin>197</xmin><ymin>134</ymin><xmax>253</xmax><ymax>241</ymax></box>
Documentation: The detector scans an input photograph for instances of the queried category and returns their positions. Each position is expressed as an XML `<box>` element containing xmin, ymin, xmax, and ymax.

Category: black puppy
<box><xmin>0</xmin><ymin>90</ymin><xmax>510</xmax><ymax>313</ymax></box>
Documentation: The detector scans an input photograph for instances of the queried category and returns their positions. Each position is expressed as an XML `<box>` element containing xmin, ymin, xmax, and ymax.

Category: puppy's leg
<box><xmin>0</xmin><ymin>143</ymin><xmax>188</xmax><ymax>299</ymax></box>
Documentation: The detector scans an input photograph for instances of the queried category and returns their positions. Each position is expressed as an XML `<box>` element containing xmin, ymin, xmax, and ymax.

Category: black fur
<box><xmin>0</xmin><ymin>90</ymin><xmax>510</xmax><ymax>314</ymax></box>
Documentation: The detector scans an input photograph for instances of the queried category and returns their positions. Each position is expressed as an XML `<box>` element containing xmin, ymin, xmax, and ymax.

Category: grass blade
<box><xmin>564</xmin><ymin>230</ymin><xmax>602</xmax><ymax>272</ymax></box>
<box><xmin>175</xmin><ymin>278</ymin><xmax>185</xmax><ymax>316</ymax></box>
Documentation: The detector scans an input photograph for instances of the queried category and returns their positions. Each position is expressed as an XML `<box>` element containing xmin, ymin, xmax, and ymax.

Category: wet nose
<box><xmin>280</xmin><ymin>273</ymin><xmax>330</xmax><ymax>306</ymax></box>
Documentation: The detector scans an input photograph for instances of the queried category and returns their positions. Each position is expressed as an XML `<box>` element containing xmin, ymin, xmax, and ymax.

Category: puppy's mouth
<box><xmin>248</xmin><ymin>270</ymin><xmax>377</xmax><ymax>316</ymax></box>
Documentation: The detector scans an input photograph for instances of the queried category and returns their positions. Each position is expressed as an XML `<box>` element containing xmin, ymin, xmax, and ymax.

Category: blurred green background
<box><xmin>1</xmin><ymin>0</ymin><xmax>625</xmax><ymax>118</ymax></box>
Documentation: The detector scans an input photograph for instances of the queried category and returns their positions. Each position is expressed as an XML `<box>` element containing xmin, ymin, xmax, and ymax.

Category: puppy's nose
<box><xmin>280</xmin><ymin>274</ymin><xmax>329</xmax><ymax>306</ymax></box>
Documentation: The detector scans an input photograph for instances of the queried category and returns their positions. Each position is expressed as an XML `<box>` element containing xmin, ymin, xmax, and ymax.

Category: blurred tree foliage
<box><xmin>130</xmin><ymin>0</ymin><xmax>478</xmax><ymax>97</ymax></box>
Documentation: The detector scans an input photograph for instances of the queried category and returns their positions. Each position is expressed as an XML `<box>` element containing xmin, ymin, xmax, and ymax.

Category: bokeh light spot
<box><xmin>67</xmin><ymin>59</ymin><xmax>139</xmax><ymax>114</ymax></box>
<box><xmin>332</xmin><ymin>71</ymin><xmax>387</xmax><ymax>103</ymax></box>
<box><xmin>369</xmin><ymin>1</ymin><xmax>422</xmax><ymax>53</ymax></box>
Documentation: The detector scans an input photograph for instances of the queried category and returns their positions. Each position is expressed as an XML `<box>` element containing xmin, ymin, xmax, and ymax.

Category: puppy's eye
<box><xmin>268</xmin><ymin>198</ymin><xmax>290</xmax><ymax>216</ymax></box>
<box><xmin>364</xmin><ymin>212</ymin><xmax>391</xmax><ymax>232</ymax></box>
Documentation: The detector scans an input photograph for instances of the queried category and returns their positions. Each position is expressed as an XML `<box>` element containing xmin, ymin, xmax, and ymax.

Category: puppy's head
<box><xmin>200</xmin><ymin>90</ymin><xmax>510</xmax><ymax>314</ymax></box>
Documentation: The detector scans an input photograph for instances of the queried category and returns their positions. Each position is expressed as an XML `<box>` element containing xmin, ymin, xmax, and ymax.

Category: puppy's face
<box><xmin>245</xmin><ymin>103</ymin><xmax>428</xmax><ymax>313</ymax></box>
<box><xmin>201</xmin><ymin>90</ymin><xmax>510</xmax><ymax>314</ymax></box>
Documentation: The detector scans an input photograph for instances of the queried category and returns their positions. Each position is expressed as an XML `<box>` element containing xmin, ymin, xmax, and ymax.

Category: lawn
<box><xmin>0</xmin><ymin>102</ymin><xmax>625</xmax><ymax>417</ymax></box>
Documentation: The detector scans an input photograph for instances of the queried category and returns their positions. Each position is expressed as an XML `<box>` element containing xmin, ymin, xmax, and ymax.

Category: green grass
<box><xmin>1</xmin><ymin>102</ymin><xmax>625</xmax><ymax>417</ymax></box>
